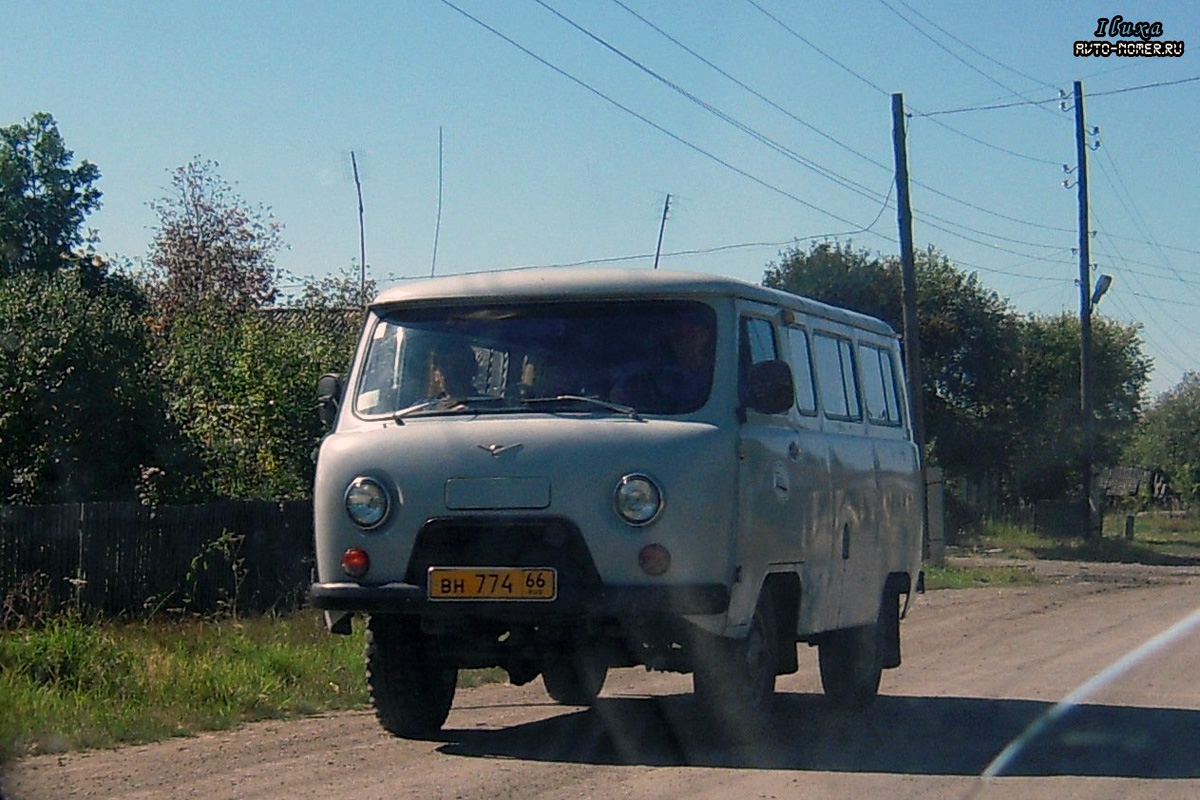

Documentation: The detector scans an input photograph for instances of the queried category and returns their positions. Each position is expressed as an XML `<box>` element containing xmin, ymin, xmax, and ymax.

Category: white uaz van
<box><xmin>310</xmin><ymin>267</ymin><xmax>923</xmax><ymax>737</ymax></box>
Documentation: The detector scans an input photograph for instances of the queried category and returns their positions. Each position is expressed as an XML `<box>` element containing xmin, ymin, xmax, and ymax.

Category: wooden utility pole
<box><xmin>1074</xmin><ymin>80</ymin><xmax>1098</xmax><ymax>539</ymax></box>
<box><xmin>893</xmin><ymin>92</ymin><xmax>931</xmax><ymax>559</ymax></box>
<box><xmin>891</xmin><ymin>93</ymin><xmax>926</xmax><ymax>459</ymax></box>
<box><xmin>653</xmin><ymin>194</ymin><xmax>671</xmax><ymax>270</ymax></box>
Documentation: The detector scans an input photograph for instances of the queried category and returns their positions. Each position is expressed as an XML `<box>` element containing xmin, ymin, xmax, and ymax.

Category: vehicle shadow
<box><xmin>436</xmin><ymin>692</ymin><xmax>1200</xmax><ymax>778</ymax></box>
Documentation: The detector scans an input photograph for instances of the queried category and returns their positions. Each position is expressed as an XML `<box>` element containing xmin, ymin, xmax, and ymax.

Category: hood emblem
<box><xmin>478</xmin><ymin>443</ymin><xmax>523</xmax><ymax>458</ymax></box>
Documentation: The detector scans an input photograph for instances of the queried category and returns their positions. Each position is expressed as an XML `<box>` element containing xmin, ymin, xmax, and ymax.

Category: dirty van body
<box><xmin>309</xmin><ymin>268</ymin><xmax>923</xmax><ymax>737</ymax></box>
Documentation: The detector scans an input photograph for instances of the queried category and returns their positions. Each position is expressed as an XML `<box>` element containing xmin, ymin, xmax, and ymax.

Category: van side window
<box><xmin>786</xmin><ymin>327</ymin><xmax>818</xmax><ymax>416</ymax></box>
<box><xmin>739</xmin><ymin>316</ymin><xmax>779</xmax><ymax>402</ymax></box>
<box><xmin>813</xmin><ymin>332</ymin><xmax>861</xmax><ymax>421</ymax></box>
<box><xmin>859</xmin><ymin>343</ymin><xmax>902</xmax><ymax>426</ymax></box>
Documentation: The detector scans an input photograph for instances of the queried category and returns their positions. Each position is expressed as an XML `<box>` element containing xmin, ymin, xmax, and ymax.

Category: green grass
<box><xmin>0</xmin><ymin>612</ymin><xmax>367</xmax><ymax>760</ymax></box>
<box><xmin>929</xmin><ymin>511</ymin><xmax>1200</xmax><ymax>589</ymax></box>
<box><xmin>0</xmin><ymin>612</ymin><xmax>507</xmax><ymax>762</ymax></box>
<box><xmin>923</xmin><ymin>563</ymin><xmax>1041</xmax><ymax>590</ymax></box>
<box><xmin>953</xmin><ymin>512</ymin><xmax>1200</xmax><ymax>568</ymax></box>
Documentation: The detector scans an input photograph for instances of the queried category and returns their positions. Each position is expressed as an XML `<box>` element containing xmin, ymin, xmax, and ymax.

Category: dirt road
<box><xmin>6</xmin><ymin>559</ymin><xmax>1200</xmax><ymax>800</ymax></box>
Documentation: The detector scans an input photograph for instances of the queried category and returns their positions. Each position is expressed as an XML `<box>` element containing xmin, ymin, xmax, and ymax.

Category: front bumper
<box><xmin>309</xmin><ymin>581</ymin><xmax>730</xmax><ymax>618</ymax></box>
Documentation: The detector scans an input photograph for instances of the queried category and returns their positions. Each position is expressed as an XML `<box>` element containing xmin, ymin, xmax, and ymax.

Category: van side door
<box><xmin>783</xmin><ymin>324</ymin><xmax>839</xmax><ymax>635</ymax></box>
<box><xmin>810</xmin><ymin>328</ymin><xmax>879</xmax><ymax>629</ymax></box>
<box><xmin>730</xmin><ymin>308</ymin><xmax>793</xmax><ymax>632</ymax></box>
<box><xmin>858</xmin><ymin>339</ymin><xmax>923</xmax><ymax>581</ymax></box>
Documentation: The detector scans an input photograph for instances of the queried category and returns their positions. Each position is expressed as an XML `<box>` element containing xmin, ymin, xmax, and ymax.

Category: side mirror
<box><xmin>745</xmin><ymin>360</ymin><xmax>794</xmax><ymax>416</ymax></box>
<box><xmin>317</xmin><ymin>373</ymin><xmax>344</xmax><ymax>429</ymax></box>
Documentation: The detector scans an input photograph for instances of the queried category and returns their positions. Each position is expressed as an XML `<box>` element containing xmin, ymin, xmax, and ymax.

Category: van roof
<box><xmin>371</xmin><ymin>267</ymin><xmax>898</xmax><ymax>337</ymax></box>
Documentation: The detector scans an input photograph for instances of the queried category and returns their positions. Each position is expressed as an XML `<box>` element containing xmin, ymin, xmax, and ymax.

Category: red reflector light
<box><xmin>341</xmin><ymin>547</ymin><xmax>370</xmax><ymax>578</ymax></box>
<box><xmin>638</xmin><ymin>543</ymin><xmax>671</xmax><ymax>577</ymax></box>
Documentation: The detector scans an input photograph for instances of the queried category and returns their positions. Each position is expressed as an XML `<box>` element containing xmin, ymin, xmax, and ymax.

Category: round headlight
<box><xmin>345</xmin><ymin>477</ymin><xmax>389</xmax><ymax>529</ymax></box>
<box><xmin>614</xmin><ymin>474</ymin><xmax>663</xmax><ymax>526</ymax></box>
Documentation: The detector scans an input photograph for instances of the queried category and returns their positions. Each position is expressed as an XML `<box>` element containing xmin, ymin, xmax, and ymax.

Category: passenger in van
<box><xmin>426</xmin><ymin>344</ymin><xmax>478</xmax><ymax>399</ymax></box>
<box><xmin>610</xmin><ymin>310</ymin><xmax>715</xmax><ymax>413</ymax></box>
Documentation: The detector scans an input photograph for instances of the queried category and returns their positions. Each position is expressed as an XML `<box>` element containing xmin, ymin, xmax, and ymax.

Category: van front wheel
<box><xmin>818</xmin><ymin>620</ymin><xmax>882</xmax><ymax>708</ymax></box>
<box><xmin>541</xmin><ymin>649</ymin><xmax>608</xmax><ymax>706</ymax></box>
<box><xmin>366</xmin><ymin>615</ymin><xmax>457</xmax><ymax>738</ymax></box>
<box><xmin>693</xmin><ymin>589</ymin><xmax>779</xmax><ymax>714</ymax></box>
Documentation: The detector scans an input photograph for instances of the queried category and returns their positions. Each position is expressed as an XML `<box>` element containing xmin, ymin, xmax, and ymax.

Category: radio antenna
<box><xmin>351</xmin><ymin>151</ymin><xmax>366</xmax><ymax>302</ymax></box>
<box><xmin>431</xmin><ymin>127</ymin><xmax>444</xmax><ymax>277</ymax></box>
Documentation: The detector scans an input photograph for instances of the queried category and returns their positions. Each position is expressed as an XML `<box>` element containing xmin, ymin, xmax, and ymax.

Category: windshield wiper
<box><xmin>392</xmin><ymin>395</ymin><xmax>501</xmax><ymax>423</ymax></box>
<box><xmin>521</xmin><ymin>395</ymin><xmax>644</xmax><ymax>421</ymax></box>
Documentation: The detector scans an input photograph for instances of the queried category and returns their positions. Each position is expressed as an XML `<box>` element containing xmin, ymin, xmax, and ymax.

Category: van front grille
<box><xmin>404</xmin><ymin>516</ymin><xmax>602</xmax><ymax>604</ymax></box>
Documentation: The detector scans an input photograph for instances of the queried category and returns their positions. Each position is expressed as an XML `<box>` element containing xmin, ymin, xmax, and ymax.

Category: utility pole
<box><xmin>652</xmin><ymin>193</ymin><xmax>671</xmax><ymax>270</ymax></box>
<box><xmin>1073</xmin><ymin>80</ymin><xmax>1098</xmax><ymax>540</ymax></box>
<box><xmin>891</xmin><ymin>93</ymin><xmax>926</xmax><ymax>460</ymax></box>
<box><xmin>893</xmin><ymin>92</ymin><xmax>931</xmax><ymax>559</ymax></box>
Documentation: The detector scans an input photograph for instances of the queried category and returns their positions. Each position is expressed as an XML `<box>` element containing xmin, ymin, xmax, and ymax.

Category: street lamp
<box><xmin>1091</xmin><ymin>273</ymin><xmax>1113</xmax><ymax>309</ymax></box>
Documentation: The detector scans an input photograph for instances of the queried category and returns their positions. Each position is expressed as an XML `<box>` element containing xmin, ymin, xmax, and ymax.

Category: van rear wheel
<box><xmin>818</xmin><ymin>619</ymin><xmax>882</xmax><ymax>708</ymax></box>
<box><xmin>366</xmin><ymin>615</ymin><xmax>457</xmax><ymax>738</ymax></box>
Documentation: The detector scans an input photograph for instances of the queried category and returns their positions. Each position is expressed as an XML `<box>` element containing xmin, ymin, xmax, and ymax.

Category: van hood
<box><xmin>313</xmin><ymin>414</ymin><xmax>737</xmax><ymax>584</ymax></box>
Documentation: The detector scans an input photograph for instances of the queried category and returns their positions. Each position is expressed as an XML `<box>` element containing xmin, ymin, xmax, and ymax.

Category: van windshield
<box><xmin>353</xmin><ymin>299</ymin><xmax>716</xmax><ymax>418</ymax></box>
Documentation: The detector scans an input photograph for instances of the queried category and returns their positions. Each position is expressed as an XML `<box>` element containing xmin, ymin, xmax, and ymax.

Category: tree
<box><xmin>764</xmin><ymin>241</ymin><xmax>1021</xmax><ymax>495</ymax></box>
<box><xmin>0</xmin><ymin>112</ymin><xmax>102</xmax><ymax>278</ymax></box>
<box><xmin>763</xmin><ymin>240</ymin><xmax>1151</xmax><ymax>507</ymax></box>
<box><xmin>1125</xmin><ymin>373</ymin><xmax>1200</xmax><ymax>503</ymax></box>
<box><xmin>155</xmin><ymin>275</ymin><xmax>366</xmax><ymax>501</ymax></box>
<box><xmin>1011</xmin><ymin>313</ymin><xmax>1150</xmax><ymax>501</ymax></box>
<box><xmin>0</xmin><ymin>267</ymin><xmax>168</xmax><ymax>504</ymax></box>
<box><xmin>146</xmin><ymin>159</ymin><xmax>281</xmax><ymax>321</ymax></box>
<box><xmin>292</xmin><ymin>265</ymin><xmax>376</xmax><ymax>310</ymax></box>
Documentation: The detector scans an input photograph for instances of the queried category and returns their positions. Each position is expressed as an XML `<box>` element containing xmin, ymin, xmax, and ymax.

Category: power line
<box><xmin>876</xmin><ymin>0</ymin><xmax>1065</xmax><ymax>120</ymax></box>
<box><xmin>918</xmin><ymin>115</ymin><xmax>1063</xmax><ymax>166</ymax></box>
<box><xmin>914</xmin><ymin>95</ymin><xmax>1065</xmax><ymax>118</ymax></box>
<box><xmin>611</xmin><ymin>0</ymin><xmax>1073</xmax><ymax>235</ymax></box>
<box><xmin>1093</xmin><ymin>147</ymin><xmax>1200</xmax><ymax>300</ymax></box>
<box><xmin>436</xmin><ymin>0</ymin><xmax>889</xmax><ymax>237</ymax></box>
<box><xmin>745</xmin><ymin>0</ymin><xmax>1061</xmax><ymax>166</ymax></box>
<box><xmin>1089</xmin><ymin>76</ymin><xmax>1200</xmax><ymax>99</ymax></box>
<box><xmin>917</xmin><ymin>76</ymin><xmax>1200</xmax><ymax>117</ymax></box>
<box><xmin>742</xmin><ymin>0</ymin><xmax>891</xmax><ymax>97</ymax></box>
<box><xmin>1091</xmin><ymin>228</ymin><xmax>1200</xmax><ymax>370</ymax></box>
<box><xmin>531</xmin><ymin>0</ymin><xmax>893</xmax><ymax>208</ymax></box>
<box><xmin>888</xmin><ymin>0</ymin><xmax>1061</xmax><ymax>93</ymax></box>
<box><xmin>607</xmin><ymin>0</ymin><xmax>893</xmax><ymax>174</ymax></box>
<box><xmin>536</xmin><ymin>0</ymin><xmax>1073</xmax><ymax>256</ymax></box>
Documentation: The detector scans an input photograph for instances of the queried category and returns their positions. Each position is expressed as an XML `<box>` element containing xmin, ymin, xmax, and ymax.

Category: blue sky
<box><xmin>4</xmin><ymin>1</ymin><xmax>1197</xmax><ymax>396</ymax></box>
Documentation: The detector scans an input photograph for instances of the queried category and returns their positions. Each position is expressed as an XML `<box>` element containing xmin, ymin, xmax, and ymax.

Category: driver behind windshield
<box><xmin>610</xmin><ymin>309</ymin><xmax>715</xmax><ymax>413</ymax></box>
<box><xmin>425</xmin><ymin>343</ymin><xmax>478</xmax><ymax>400</ymax></box>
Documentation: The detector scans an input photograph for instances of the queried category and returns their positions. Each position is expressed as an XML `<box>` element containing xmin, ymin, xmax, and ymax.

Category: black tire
<box><xmin>365</xmin><ymin>615</ymin><xmax>457</xmax><ymax>738</ymax></box>
<box><xmin>541</xmin><ymin>650</ymin><xmax>608</xmax><ymax>706</ymax></box>
<box><xmin>692</xmin><ymin>589</ymin><xmax>779</xmax><ymax>714</ymax></box>
<box><xmin>818</xmin><ymin>618</ymin><xmax>882</xmax><ymax>709</ymax></box>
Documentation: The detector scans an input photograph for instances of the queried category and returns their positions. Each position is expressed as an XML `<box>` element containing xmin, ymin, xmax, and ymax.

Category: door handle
<box><xmin>788</xmin><ymin>441</ymin><xmax>801</xmax><ymax>461</ymax></box>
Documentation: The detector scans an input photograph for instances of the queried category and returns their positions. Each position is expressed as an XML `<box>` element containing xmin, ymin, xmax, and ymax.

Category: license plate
<box><xmin>427</xmin><ymin>567</ymin><xmax>557</xmax><ymax>601</ymax></box>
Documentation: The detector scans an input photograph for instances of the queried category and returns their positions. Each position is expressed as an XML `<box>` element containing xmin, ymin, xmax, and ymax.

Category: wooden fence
<box><xmin>0</xmin><ymin>500</ymin><xmax>314</xmax><ymax>619</ymax></box>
